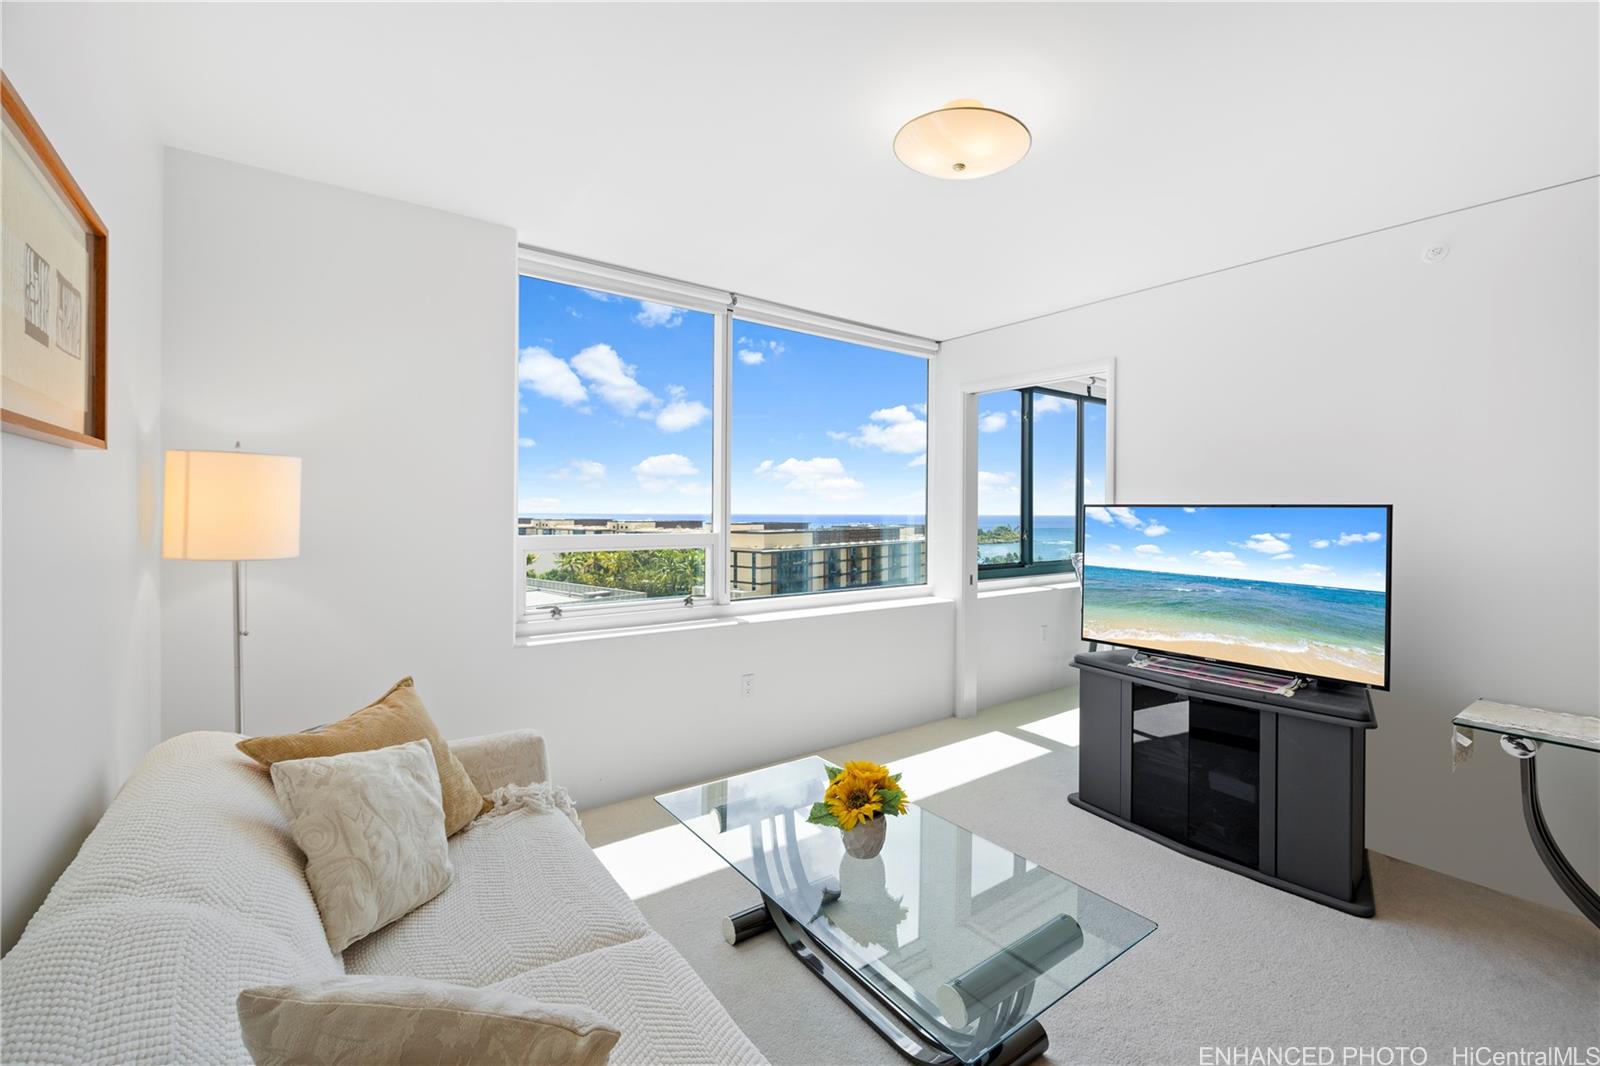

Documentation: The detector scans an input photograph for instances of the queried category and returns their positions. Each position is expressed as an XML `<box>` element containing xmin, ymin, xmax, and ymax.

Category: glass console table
<box><xmin>1452</xmin><ymin>699</ymin><xmax>1600</xmax><ymax>928</ymax></box>
<box><xmin>658</xmin><ymin>757</ymin><xmax>1155</xmax><ymax>1066</ymax></box>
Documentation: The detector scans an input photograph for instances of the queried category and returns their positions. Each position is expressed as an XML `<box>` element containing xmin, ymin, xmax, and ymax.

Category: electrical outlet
<box><xmin>741</xmin><ymin>673</ymin><xmax>755</xmax><ymax>698</ymax></box>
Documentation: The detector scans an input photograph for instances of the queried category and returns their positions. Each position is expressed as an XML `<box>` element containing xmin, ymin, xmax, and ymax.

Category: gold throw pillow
<box><xmin>238</xmin><ymin>677</ymin><xmax>490</xmax><ymax>836</ymax></box>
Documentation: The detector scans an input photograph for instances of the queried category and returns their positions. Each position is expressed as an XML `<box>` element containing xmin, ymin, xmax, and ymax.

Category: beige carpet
<box><xmin>583</xmin><ymin>687</ymin><xmax>1600</xmax><ymax>1066</ymax></box>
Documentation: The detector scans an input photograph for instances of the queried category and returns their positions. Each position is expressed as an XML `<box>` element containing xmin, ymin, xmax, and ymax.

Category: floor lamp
<box><xmin>163</xmin><ymin>448</ymin><xmax>302</xmax><ymax>734</ymax></box>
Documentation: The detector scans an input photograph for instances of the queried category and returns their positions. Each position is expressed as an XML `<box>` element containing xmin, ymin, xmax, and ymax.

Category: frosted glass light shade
<box><xmin>893</xmin><ymin>99</ymin><xmax>1031</xmax><ymax>180</ymax></box>
<box><xmin>163</xmin><ymin>450</ymin><xmax>301</xmax><ymax>561</ymax></box>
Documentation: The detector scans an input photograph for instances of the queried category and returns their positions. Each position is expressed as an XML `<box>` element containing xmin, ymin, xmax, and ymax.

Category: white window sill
<box><xmin>976</xmin><ymin>574</ymin><xmax>1081</xmax><ymax>597</ymax></box>
<box><xmin>516</xmin><ymin>589</ymin><xmax>951</xmax><ymax>647</ymax></box>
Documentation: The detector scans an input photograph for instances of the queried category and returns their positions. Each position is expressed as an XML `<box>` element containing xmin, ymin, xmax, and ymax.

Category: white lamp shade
<box><xmin>163</xmin><ymin>450</ymin><xmax>301</xmax><ymax>561</ymax></box>
<box><xmin>893</xmin><ymin>99</ymin><xmax>1031</xmax><ymax>180</ymax></box>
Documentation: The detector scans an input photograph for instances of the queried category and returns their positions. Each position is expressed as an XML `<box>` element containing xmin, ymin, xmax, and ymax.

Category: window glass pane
<box><xmin>516</xmin><ymin>275</ymin><xmax>713</xmax><ymax>533</ymax></box>
<box><xmin>976</xmin><ymin>389</ymin><xmax>1022</xmax><ymax>566</ymax></box>
<box><xmin>525</xmin><ymin>547</ymin><xmax>706</xmax><ymax>612</ymax></box>
<box><xmin>730</xmin><ymin>320</ymin><xmax>926</xmax><ymax>599</ymax></box>
<box><xmin>1083</xmin><ymin>401</ymin><xmax>1107</xmax><ymax>506</ymax></box>
<box><xmin>1031</xmin><ymin>392</ymin><xmax>1079</xmax><ymax>562</ymax></box>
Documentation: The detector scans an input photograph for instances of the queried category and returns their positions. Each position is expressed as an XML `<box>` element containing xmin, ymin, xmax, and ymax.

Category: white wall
<box><xmin>160</xmin><ymin>151</ymin><xmax>956</xmax><ymax>810</ymax></box>
<box><xmin>973</xmin><ymin>583</ymin><xmax>1083</xmax><ymax>708</ymax></box>
<box><xmin>940</xmin><ymin>179</ymin><xmax>1600</xmax><ymax>913</ymax></box>
<box><xmin>1</xmin><ymin>7</ymin><xmax>165</xmax><ymax>951</ymax></box>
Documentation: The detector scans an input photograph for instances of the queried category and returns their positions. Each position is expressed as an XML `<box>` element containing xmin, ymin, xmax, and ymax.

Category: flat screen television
<box><xmin>1080</xmin><ymin>504</ymin><xmax>1392</xmax><ymax>689</ymax></box>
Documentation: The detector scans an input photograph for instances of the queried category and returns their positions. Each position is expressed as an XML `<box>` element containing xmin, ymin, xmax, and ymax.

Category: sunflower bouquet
<box><xmin>807</xmin><ymin>761</ymin><xmax>909</xmax><ymax>831</ymax></box>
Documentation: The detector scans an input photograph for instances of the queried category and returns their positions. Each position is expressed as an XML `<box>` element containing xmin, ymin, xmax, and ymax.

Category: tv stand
<box><xmin>1071</xmin><ymin>648</ymin><xmax>1377</xmax><ymax>916</ymax></box>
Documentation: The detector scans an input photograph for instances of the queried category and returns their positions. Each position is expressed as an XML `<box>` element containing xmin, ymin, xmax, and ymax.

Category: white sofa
<box><xmin>1</xmin><ymin>731</ymin><xmax>767</xmax><ymax>1065</ymax></box>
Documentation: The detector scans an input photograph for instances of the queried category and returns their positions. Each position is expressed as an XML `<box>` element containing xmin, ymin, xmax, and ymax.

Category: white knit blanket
<box><xmin>471</xmin><ymin>782</ymin><xmax>584</xmax><ymax>834</ymax></box>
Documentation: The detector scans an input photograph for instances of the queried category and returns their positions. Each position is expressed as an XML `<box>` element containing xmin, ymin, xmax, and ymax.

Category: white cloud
<box><xmin>848</xmin><ymin>405</ymin><xmax>927</xmax><ymax>454</ymax></box>
<box><xmin>1292</xmin><ymin>563</ymin><xmax>1336</xmax><ymax>575</ymax></box>
<box><xmin>655</xmin><ymin>400</ymin><xmax>709</xmax><ymax>432</ymax></box>
<box><xmin>753</xmin><ymin>457</ymin><xmax>864</xmax><ymax>501</ymax></box>
<box><xmin>977</xmin><ymin>471</ymin><xmax>1017</xmax><ymax>492</ymax></box>
<box><xmin>1104</xmin><ymin>544</ymin><xmax>1122</xmax><ymax>552</ymax></box>
<box><xmin>1107</xmin><ymin>506</ymin><xmax>1143</xmax><ymax>529</ymax></box>
<box><xmin>1182</xmin><ymin>507</ymin><xmax>1198</xmax><ymax>513</ymax></box>
<box><xmin>519</xmin><ymin>496</ymin><xmax>561</xmax><ymax>512</ymax></box>
<box><xmin>908</xmin><ymin>454</ymin><xmax>927</xmax><ymax>467</ymax></box>
<box><xmin>1086</xmin><ymin>507</ymin><xmax>1114</xmax><ymax>525</ymax></box>
<box><xmin>737</xmin><ymin>336</ymin><xmax>787</xmax><ymax>360</ymax></box>
<box><xmin>979</xmin><ymin>411</ymin><xmax>1010</xmax><ymax>433</ymax></box>
<box><xmin>634</xmin><ymin>301</ymin><xmax>684</xmax><ymax>328</ymax></box>
<box><xmin>1337</xmin><ymin>531</ymin><xmax>1383</xmax><ymax>545</ymax></box>
<box><xmin>1274</xmin><ymin>553</ymin><xmax>1294</xmax><ymax>560</ymax></box>
<box><xmin>1311</xmin><ymin>539</ymin><xmax>1331</xmax><ymax>549</ymax></box>
<box><xmin>1033</xmin><ymin>394</ymin><xmax>1071</xmax><ymax>416</ymax></box>
<box><xmin>571</xmin><ymin>344</ymin><xmax>656</xmax><ymax>415</ymax></box>
<box><xmin>1194</xmin><ymin>549</ymin><xmax>1246</xmax><ymax>568</ymax></box>
<box><xmin>871</xmin><ymin>405</ymin><xmax>918</xmax><ymax>423</ymax></box>
<box><xmin>552</xmin><ymin>459</ymin><xmax>606</xmax><ymax>482</ymax></box>
<box><xmin>632</xmin><ymin>453</ymin><xmax>700</xmax><ymax>492</ymax></box>
<box><xmin>518</xmin><ymin>437</ymin><xmax>536</xmax><ymax>448</ymax></box>
<box><xmin>1240</xmin><ymin>532</ymin><xmax>1291</xmax><ymax>555</ymax></box>
<box><xmin>977</xmin><ymin>470</ymin><xmax>1018</xmax><ymax>512</ymax></box>
<box><xmin>632</xmin><ymin>453</ymin><xmax>698</xmax><ymax>478</ymax></box>
<box><xmin>518</xmin><ymin>346</ymin><xmax>588</xmax><ymax>405</ymax></box>
<box><xmin>1135</xmin><ymin>544</ymin><xmax>1163</xmax><ymax>555</ymax></box>
<box><xmin>826</xmin><ymin>430</ymin><xmax>851</xmax><ymax>441</ymax></box>
<box><xmin>1143</xmin><ymin>523</ymin><xmax>1170</xmax><ymax>537</ymax></box>
<box><xmin>583</xmin><ymin>289</ymin><xmax>621</xmax><ymax>302</ymax></box>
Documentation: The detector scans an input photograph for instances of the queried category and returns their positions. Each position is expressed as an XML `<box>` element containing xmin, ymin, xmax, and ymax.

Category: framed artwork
<box><xmin>1</xmin><ymin>73</ymin><xmax>108</xmax><ymax>449</ymax></box>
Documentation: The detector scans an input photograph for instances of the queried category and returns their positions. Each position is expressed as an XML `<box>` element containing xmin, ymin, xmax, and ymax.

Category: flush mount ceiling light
<box><xmin>893</xmin><ymin>99</ymin><xmax>1031</xmax><ymax>180</ymax></box>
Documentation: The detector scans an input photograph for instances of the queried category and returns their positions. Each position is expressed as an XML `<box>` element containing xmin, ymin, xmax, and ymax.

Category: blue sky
<box><xmin>517</xmin><ymin>275</ymin><xmax>928</xmax><ymax>518</ymax></box>
<box><xmin>977</xmin><ymin>390</ymin><xmax>1107</xmax><ymax>517</ymax></box>
<box><xmin>1083</xmin><ymin>505</ymin><xmax>1389</xmax><ymax>591</ymax></box>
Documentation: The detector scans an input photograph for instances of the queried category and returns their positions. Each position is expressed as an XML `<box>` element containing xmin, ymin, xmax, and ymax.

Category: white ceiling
<box><xmin>9</xmin><ymin>2</ymin><xmax>1598</xmax><ymax>339</ymax></box>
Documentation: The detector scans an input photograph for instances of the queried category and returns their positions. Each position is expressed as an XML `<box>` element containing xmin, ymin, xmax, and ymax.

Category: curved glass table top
<box><xmin>657</xmin><ymin>756</ymin><xmax>1156</xmax><ymax>1064</ymax></box>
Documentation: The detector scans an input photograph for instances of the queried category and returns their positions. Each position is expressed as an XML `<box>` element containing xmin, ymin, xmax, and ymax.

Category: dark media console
<box><xmin>1071</xmin><ymin>648</ymin><xmax>1376</xmax><ymax>916</ymax></box>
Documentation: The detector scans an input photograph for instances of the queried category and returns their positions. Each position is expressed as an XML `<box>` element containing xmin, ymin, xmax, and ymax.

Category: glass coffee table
<box><xmin>657</xmin><ymin>757</ymin><xmax>1156</xmax><ymax>1066</ymax></box>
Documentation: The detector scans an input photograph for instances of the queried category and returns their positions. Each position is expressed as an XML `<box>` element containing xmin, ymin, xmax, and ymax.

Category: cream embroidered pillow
<box><xmin>271</xmin><ymin>739</ymin><xmax>453</xmax><ymax>952</ymax></box>
<box><xmin>237</xmin><ymin>976</ymin><xmax>620</xmax><ymax>1066</ymax></box>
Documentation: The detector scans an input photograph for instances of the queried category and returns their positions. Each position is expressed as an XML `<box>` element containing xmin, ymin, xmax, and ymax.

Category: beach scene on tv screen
<box><xmin>1082</xmin><ymin>505</ymin><xmax>1389</xmax><ymax>685</ymax></box>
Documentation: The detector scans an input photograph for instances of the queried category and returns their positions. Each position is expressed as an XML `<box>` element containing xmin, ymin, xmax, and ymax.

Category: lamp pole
<box><xmin>232</xmin><ymin>559</ymin><xmax>247</xmax><ymax>733</ymax></box>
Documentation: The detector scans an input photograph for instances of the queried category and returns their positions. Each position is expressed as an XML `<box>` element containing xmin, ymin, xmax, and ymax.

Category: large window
<box><xmin>516</xmin><ymin>263</ymin><xmax>930</xmax><ymax>626</ymax></box>
<box><xmin>730</xmin><ymin>320</ymin><xmax>927</xmax><ymax>601</ymax></box>
<box><xmin>976</xmin><ymin>385</ymin><xmax>1106</xmax><ymax>580</ymax></box>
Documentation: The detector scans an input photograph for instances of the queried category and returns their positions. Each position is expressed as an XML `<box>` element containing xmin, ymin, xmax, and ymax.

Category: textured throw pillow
<box><xmin>237</xmin><ymin>975</ymin><xmax>620</xmax><ymax>1066</ymax></box>
<box><xmin>271</xmin><ymin>740</ymin><xmax>453</xmax><ymax>952</ymax></box>
<box><xmin>239</xmin><ymin>677</ymin><xmax>489</xmax><ymax>835</ymax></box>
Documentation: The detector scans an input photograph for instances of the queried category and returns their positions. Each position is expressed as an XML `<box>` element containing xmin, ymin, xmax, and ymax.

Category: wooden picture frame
<box><xmin>1</xmin><ymin>72</ymin><xmax>108</xmax><ymax>449</ymax></box>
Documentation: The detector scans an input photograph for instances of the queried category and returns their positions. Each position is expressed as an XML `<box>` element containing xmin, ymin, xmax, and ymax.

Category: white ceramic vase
<box><xmin>842</xmin><ymin>816</ymin><xmax>887</xmax><ymax>859</ymax></box>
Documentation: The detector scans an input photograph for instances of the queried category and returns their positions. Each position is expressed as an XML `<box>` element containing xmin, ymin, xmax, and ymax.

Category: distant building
<box><xmin>520</xmin><ymin>518</ymin><xmax>927</xmax><ymax>612</ymax></box>
<box><xmin>729</xmin><ymin>522</ymin><xmax>926</xmax><ymax>599</ymax></box>
<box><xmin>518</xmin><ymin>517</ymin><xmax>706</xmax><ymax>536</ymax></box>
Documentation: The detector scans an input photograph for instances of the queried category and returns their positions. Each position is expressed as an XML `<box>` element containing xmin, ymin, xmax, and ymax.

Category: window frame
<box><xmin>513</xmin><ymin>249</ymin><xmax>937</xmax><ymax>637</ymax></box>
<box><xmin>977</xmin><ymin>385</ymin><xmax>1105</xmax><ymax>582</ymax></box>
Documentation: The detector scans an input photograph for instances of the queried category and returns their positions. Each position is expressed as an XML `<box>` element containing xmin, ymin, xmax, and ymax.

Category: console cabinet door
<box><xmin>1277</xmin><ymin>715</ymin><xmax>1359</xmax><ymax>901</ymax></box>
<box><xmin>1079</xmin><ymin>670</ymin><xmax>1126</xmax><ymax>817</ymax></box>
